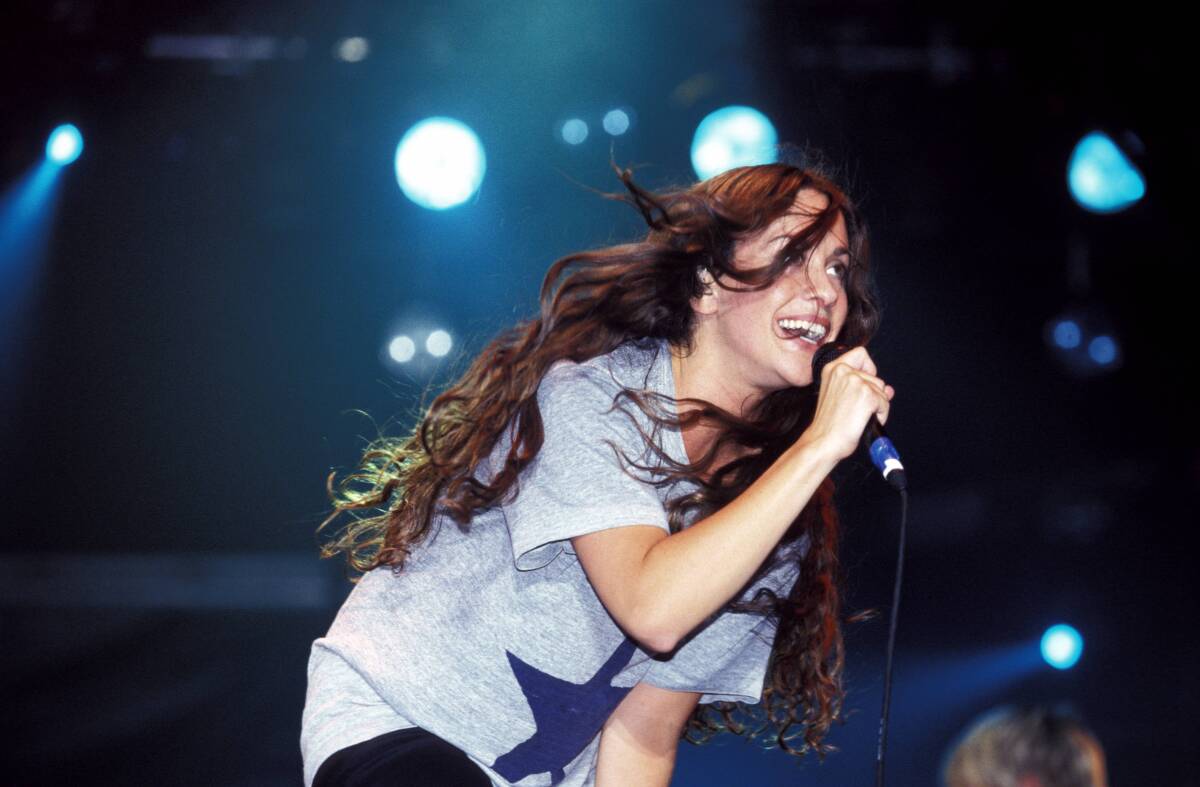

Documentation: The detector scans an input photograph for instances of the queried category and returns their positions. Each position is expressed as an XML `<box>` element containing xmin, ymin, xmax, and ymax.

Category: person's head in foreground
<box><xmin>943</xmin><ymin>704</ymin><xmax>1109</xmax><ymax>787</ymax></box>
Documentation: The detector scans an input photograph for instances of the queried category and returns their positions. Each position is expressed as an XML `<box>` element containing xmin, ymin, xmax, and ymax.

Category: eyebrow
<box><xmin>773</xmin><ymin>237</ymin><xmax>851</xmax><ymax>259</ymax></box>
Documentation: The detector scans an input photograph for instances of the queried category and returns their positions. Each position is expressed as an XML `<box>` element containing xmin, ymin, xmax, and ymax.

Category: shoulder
<box><xmin>538</xmin><ymin>339</ymin><xmax>654</xmax><ymax>403</ymax></box>
<box><xmin>536</xmin><ymin>358</ymin><xmax>625</xmax><ymax>419</ymax></box>
<box><xmin>533</xmin><ymin>358</ymin><xmax>659</xmax><ymax>465</ymax></box>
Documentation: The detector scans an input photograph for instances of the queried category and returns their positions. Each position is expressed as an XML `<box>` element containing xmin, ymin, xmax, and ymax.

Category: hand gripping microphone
<box><xmin>812</xmin><ymin>342</ymin><xmax>907</xmax><ymax>492</ymax></box>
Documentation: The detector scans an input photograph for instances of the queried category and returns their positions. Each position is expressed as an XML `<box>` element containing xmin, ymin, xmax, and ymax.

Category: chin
<box><xmin>781</xmin><ymin>369</ymin><xmax>814</xmax><ymax>389</ymax></box>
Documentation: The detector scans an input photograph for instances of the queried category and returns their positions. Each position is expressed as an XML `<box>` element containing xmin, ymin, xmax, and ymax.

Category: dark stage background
<box><xmin>1</xmin><ymin>1</ymin><xmax>1195</xmax><ymax>785</ymax></box>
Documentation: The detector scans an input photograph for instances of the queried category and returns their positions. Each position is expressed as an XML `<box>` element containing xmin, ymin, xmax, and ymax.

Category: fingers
<box><xmin>824</xmin><ymin>346</ymin><xmax>894</xmax><ymax>427</ymax></box>
<box><xmin>831</xmin><ymin>345</ymin><xmax>877</xmax><ymax>377</ymax></box>
<box><xmin>846</xmin><ymin>368</ymin><xmax>892</xmax><ymax>426</ymax></box>
<box><xmin>858</xmin><ymin>373</ymin><xmax>891</xmax><ymax>426</ymax></box>
<box><xmin>848</xmin><ymin>369</ymin><xmax>889</xmax><ymax>399</ymax></box>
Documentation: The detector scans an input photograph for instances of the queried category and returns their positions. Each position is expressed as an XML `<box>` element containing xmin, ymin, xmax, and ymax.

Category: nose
<box><xmin>800</xmin><ymin>260</ymin><xmax>840</xmax><ymax>307</ymax></box>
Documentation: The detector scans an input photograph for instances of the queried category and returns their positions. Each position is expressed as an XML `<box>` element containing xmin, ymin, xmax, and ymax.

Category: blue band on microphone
<box><xmin>868</xmin><ymin>436</ymin><xmax>904</xmax><ymax>478</ymax></box>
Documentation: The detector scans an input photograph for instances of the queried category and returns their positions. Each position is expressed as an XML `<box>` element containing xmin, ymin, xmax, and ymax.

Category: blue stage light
<box><xmin>1051</xmin><ymin>319</ymin><xmax>1082</xmax><ymax>349</ymax></box>
<box><xmin>1040</xmin><ymin>624</ymin><xmax>1083</xmax><ymax>669</ymax></box>
<box><xmin>602</xmin><ymin>109</ymin><xmax>630</xmax><ymax>136</ymax></box>
<box><xmin>690</xmin><ymin>105</ymin><xmax>777</xmax><ymax>180</ymax></box>
<box><xmin>1067</xmin><ymin>131</ymin><xmax>1145</xmax><ymax>214</ymax></box>
<box><xmin>561</xmin><ymin>119</ymin><xmax>588</xmax><ymax>145</ymax></box>
<box><xmin>394</xmin><ymin>117</ymin><xmax>486</xmax><ymax>210</ymax></box>
<box><xmin>1088</xmin><ymin>335</ymin><xmax>1118</xmax><ymax>365</ymax></box>
<box><xmin>46</xmin><ymin>124</ymin><xmax>83</xmax><ymax>166</ymax></box>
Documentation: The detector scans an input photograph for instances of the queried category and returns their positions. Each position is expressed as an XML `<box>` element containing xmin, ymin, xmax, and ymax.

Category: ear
<box><xmin>692</xmin><ymin>265</ymin><xmax>720</xmax><ymax>316</ymax></box>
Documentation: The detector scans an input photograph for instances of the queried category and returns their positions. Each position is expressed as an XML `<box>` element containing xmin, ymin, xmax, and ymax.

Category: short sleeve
<box><xmin>640</xmin><ymin>535</ymin><xmax>807</xmax><ymax>705</ymax></box>
<box><xmin>502</xmin><ymin>362</ymin><xmax>671</xmax><ymax>572</ymax></box>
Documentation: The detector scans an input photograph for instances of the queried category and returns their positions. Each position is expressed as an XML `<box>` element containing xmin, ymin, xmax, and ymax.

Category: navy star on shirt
<box><xmin>490</xmin><ymin>637</ymin><xmax>639</xmax><ymax>785</ymax></box>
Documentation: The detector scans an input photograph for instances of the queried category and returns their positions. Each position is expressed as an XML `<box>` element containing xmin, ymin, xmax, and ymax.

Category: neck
<box><xmin>668</xmin><ymin>339</ymin><xmax>764</xmax><ymax>420</ymax></box>
<box><xmin>668</xmin><ymin>338</ymin><xmax>763</xmax><ymax>467</ymax></box>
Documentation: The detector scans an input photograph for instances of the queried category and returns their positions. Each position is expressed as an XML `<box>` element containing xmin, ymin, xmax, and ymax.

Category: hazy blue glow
<box><xmin>394</xmin><ymin>117</ymin><xmax>486</xmax><ymax>210</ymax></box>
<box><xmin>388</xmin><ymin>335</ymin><xmax>416</xmax><ymax>363</ymax></box>
<box><xmin>0</xmin><ymin>160</ymin><xmax>63</xmax><ymax>401</ymax></box>
<box><xmin>335</xmin><ymin>37</ymin><xmax>369</xmax><ymax>62</ymax></box>
<box><xmin>1041</xmin><ymin>624</ymin><xmax>1083</xmax><ymax>669</ymax></box>
<box><xmin>561</xmin><ymin>119</ymin><xmax>588</xmax><ymax>145</ymax></box>
<box><xmin>602</xmin><ymin>109</ymin><xmax>630</xmax><ymax>135</ymax></box>
<box><xmin>425</xmin><ymin>329</ymin><xmax>452</xmax><ymax>357</ymax></box>
<box><xmin>1088</xmin><ymin>335</ymin><xmax>1117</xmax><ymax>365</ymax></box>
<box><xmin>1052</xmin><ymin>319</ymin><xmax>1082</xmax><ymax>349</ymax></box>
<box><xmin>690</xmin><ymin>105</ymin><xmax>777</xmax><ymax>180</ymax></box>
<box><xmin>1067</xmin><ymin>131</ymin><xmax>1145</xmax><ymax>213</ymax></box>
<box><xmin>46</xmin><ymin>124</ymin><xmax>83</xmax><ymax>166</ymax></box>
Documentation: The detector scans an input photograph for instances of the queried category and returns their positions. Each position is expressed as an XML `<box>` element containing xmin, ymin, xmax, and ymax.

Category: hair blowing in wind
<box><xmin>316</xmin><ymin>150</ymin><xmax>882</xmax><ymax>758</ymax></box>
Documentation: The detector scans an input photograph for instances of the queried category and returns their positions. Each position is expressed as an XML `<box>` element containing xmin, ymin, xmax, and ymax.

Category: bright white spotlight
<box><xmin>1040</xmin><ymin>624</ymin><xmax>1083</xmax><ymax>670</ymax></box>
<box><xmin>561</xmin><ymin>118</ymin><xmax>588</xmax><ymax>145</ymax></box>
<box><xmin>690</xmin><ymin>105</ymin><xmax>777</xmax><ymax>180</ymax></box>
<box><xmin>388</xmin><ymin>335</ymin><xmax>417</xmax><ymax>363</ymax></box>
<box><xmin>425</xmin><ymin>329</ymin><xmax>453</xmax><ymax>357</ymax></box>
<box><xmin>1067</xmin><ymin>131</ymin><xmax>1145</xmax><ymax>214</ymax></box>
<box><xmin>394</xmin><ymin>117</ymin><xmax>486</xmax><ymax>210</ymax></box>
<box><xmin>46</xmin><ymin>124</ymin><xmax>83</xmax><ymax>166</ymax></box>
<box><xmin>602</xmin><ymin>109</ymin><xmax>630</xmax><ymax>136</ymax></box>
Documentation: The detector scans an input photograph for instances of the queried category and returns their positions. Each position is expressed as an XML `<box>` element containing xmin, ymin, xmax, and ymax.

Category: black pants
<box><xmin>313</xmin><ymin>726</ymin><xmax>493</xmax><ymax>787</ymax></box>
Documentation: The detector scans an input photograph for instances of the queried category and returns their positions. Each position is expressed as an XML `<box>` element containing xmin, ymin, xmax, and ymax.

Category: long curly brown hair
<box><xmin>316</xmin><ymin>149</ymin><xmax>882</xmax><ymax>759</ymax></box>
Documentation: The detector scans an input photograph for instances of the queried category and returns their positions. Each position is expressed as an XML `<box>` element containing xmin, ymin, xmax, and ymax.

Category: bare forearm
<box><xmin>637</xmin><ymin>437</ymin><xmax>836</xmax><ymax>649</ymax></box>
<box><xmin>594</xmin><ymin>723</ymin><xmax>677</xmax><ymax>787</ymax></box>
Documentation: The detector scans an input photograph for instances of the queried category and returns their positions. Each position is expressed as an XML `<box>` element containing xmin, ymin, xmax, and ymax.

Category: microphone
<box><xmin>812</xmin><ymin>342</ymin><xmax>907</xmax><ymax>492</ymax></box>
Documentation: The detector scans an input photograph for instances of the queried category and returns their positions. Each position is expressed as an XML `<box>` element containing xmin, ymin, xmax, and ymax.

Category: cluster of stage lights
<box><xmin>1040</xmin><ymin>131</ymin><xmax>1144</xmax><ymax>377</ymax></box>
<box><xmin>1045</xmin><ymin>306</ymin><xmax>1121</xmax><ymax>376</ymax></box>
<box><xmin>36</xmin><ymin>108</ymin><xmax>1140</xmax><ymax>386</ymax></box>
<box><xmin>560</xmin><ymin>108</ymin><xmax>633</xmax><ymax>145</ymax></box>
<box><xmin>388</xmin><ymin>329</ymin><xmax>452</xmax><ymax>364</ymax></box>
<box><xmin>394</xmin><ymin>105</ymin><xmax>780</xmax><ymax>211</ymax></box>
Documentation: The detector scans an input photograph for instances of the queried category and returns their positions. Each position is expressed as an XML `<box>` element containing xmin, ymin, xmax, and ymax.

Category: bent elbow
<box><xmin>633</xmin><ymin>612</ymin><xmax>680</xmax><ymax>656</ymax></box>
<box><xmin>646</xmin><ymin>633</ymin><xmax>679</xmax><ymax>656</ymax></box>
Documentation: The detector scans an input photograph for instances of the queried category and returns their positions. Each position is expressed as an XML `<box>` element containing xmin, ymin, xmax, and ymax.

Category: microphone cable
<box><xmin>875</xmin><ymin>486</ymin><xmax>908</xmax><ymax>787</ymax></box>
<box><xmin>809</xmin><ymin>340</ymin><xmax>909</xmax><ymax>787</ymax></box>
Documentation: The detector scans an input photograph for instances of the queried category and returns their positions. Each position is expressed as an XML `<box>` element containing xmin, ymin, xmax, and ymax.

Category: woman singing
<box><xmin>301</xmin><ymin>155</ymin><xmax>893</xmax><ymax>787</ymax></box>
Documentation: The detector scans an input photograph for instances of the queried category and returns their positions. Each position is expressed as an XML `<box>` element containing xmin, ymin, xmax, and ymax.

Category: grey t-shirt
<box><xmin>301</xmin><ymin>336</ymin><xmax>807</xmax><ymax>787</ymax></box>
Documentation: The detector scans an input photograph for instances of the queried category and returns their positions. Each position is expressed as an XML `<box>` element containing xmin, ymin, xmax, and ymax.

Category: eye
<box><xmin>827</xmin><ymin>262</ymin><xmax>849</xmax><ymax>281</ymax></box>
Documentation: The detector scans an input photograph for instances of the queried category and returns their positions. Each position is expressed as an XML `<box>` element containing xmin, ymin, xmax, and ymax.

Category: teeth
<box><xmin>777</xmin><ymin>319</ymin><xmax>827</xmax><ymax>340</ymax></box>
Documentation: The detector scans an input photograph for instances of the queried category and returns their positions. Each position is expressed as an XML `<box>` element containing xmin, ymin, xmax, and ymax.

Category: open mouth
<box><xmin>776</xmin><ymin>320</ymin><xmax>828</xmax><ymax>345</ymax></box>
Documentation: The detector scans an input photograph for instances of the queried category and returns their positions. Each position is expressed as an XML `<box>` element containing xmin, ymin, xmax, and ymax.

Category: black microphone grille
<box><xmin>812</xmin><ymin>341</ymin><xmax>853</xmax><ymax>386</ymax></box>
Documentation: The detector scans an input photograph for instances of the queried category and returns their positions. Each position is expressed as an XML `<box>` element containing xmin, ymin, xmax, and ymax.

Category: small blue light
<box><xmin>1041</xmin><ymin>624</ymin><xmax>1083</xmax><ymax>670</ymax></box>
<box><xmin>602</xmin><ymin>109</ymin><xmax>630</xmax><ymax>136</ymax></box>
<box><xmin>394</xmin><ymin>117</ymin><xmax>486</xmax><ymax>211</ymax></box>
<box><xmin>1052</xmin><ymin>319</ymin><xmax>1082</xmax><ymax>349</ymax></box>
<box><xmin>561</xmin><ymin>118</ymin><xmax>588</xmax><ymax>145</ymax></box>
<box><xmin>1067</xmin><ymin>131</ymin><xmax>1145</xmax><ymax>214</ymax></box>
<box><xmin>1088</xmin><ymin>335</ymin><xmax>1117</xmax><ymax>365</ymax></box>
<box><xmin>46</xmin><ymin>124</ymin><xmax>84</xmax><ymax>166</ymax></box>
<box><xmin>690</xmin><ymin>105</ymin><xmax>778</xmax><ymax>180</ymax></box>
